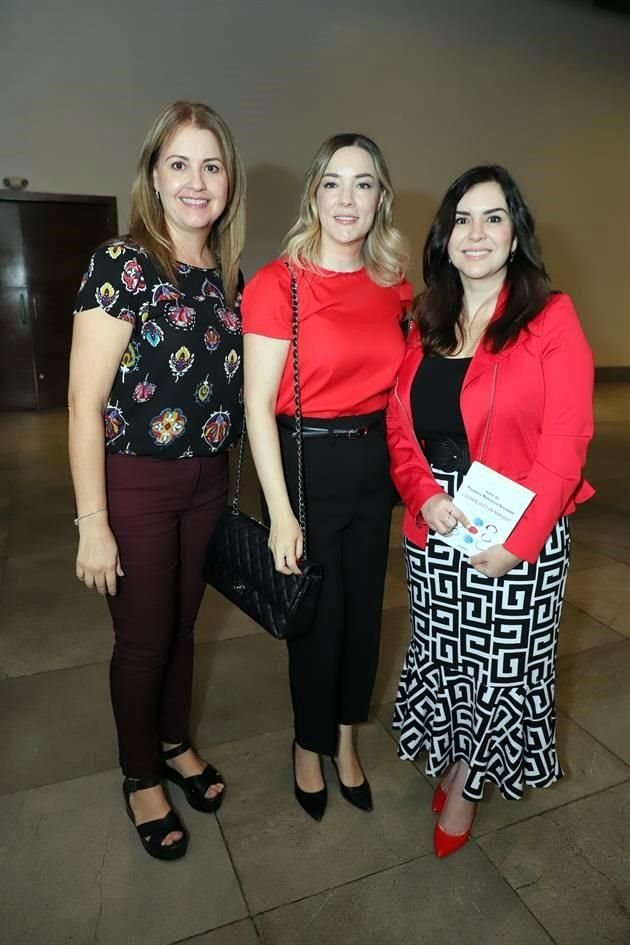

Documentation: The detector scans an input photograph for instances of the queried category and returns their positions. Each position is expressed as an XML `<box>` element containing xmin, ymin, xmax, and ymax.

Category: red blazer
<box><xmin>386</xmin><ymin>291</ymin><xmax>595</xmax><ymax>563</ymax></box>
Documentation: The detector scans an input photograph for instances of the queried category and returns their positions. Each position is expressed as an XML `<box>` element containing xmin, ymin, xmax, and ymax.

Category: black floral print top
<box><xmin>74</xmin><ymin>239</ymin><xmax>243</xmax><ymax>458</ymax></box>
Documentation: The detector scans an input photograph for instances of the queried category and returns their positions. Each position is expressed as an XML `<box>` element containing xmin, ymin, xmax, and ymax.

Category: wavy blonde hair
<box><xmin>283</xmin><ymin>133</ymin><xmax>409</xmax><ymax>286</ymax></box>
<box><xmin>128</xmin><ymin>101</ymin><xmax>246</xmax><ymax>306</ymax></box>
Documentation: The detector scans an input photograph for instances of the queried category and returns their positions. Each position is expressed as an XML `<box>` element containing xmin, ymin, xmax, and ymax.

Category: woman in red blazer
<box><xmin>386</xmin><ymin>165</ymin><xmax>594</xmax><ymax>857</ymax></box>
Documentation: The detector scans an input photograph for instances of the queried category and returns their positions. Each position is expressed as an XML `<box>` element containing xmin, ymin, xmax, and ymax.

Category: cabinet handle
<box><xmin>32</xmin><ymin>296</ymin><xmax>39</xmax><ymax>321</ymax></box>
<box><xmin>19</xmin><ymin>293</ymin><xmax>27</xmax><ymax>325</ymax></box>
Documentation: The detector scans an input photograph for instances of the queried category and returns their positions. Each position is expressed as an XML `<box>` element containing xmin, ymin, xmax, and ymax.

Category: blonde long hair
<box><xmin>283</xmin><ymin>133</ymin><xmax>409</xmax><ymax>286</ymax></box>
<box><xmin>128</xmin><ymin>101</ymin><xmax>246</xmax><ymax>306</ymax></box>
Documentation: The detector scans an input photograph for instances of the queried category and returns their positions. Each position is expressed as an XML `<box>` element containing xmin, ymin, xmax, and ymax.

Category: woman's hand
<box><xmin>269</xmin><ymin>512</ymin><xmax>304</xmax><ymax>575</ymax></box>
<box><xmin>469</xmin><ymin>545</ymin><xmax>522</xmax><ymax>579</ymax></box>
<box><xmin>76</xmin><ymin>519</ymin><xmax>124</xmax><ymax>595</ymax></box>
<box><xmin>420</xmin><ymin>494</ymin><xmax>471</xmax><ymax>535</ymax></box>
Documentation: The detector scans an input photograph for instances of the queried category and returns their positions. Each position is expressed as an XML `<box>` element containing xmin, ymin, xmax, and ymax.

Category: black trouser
<box><xmin>275</xmin><ymin>411</ymin><xmax>394</xmax><ymax>756</ymax></box>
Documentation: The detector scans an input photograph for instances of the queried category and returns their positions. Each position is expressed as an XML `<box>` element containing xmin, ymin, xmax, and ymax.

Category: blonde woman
<box><xmin>68</xmin><ymin>102</ymin><xmax>246</xmax><ymax>860</ymax></box>
<box><xmin>242</xmin><ymin>134</ymin><xmax>411</xmax><ymax>820</ymax></box>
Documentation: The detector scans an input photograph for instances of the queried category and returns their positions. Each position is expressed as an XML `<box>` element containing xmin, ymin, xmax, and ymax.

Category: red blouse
<box><xmin>241</xmin><ymin>259</ymin><xmax>412</xmax><ymax>417</ymax></box>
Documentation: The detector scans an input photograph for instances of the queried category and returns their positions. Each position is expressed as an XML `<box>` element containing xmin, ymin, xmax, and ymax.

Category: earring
<box><xmin>447</xmin><ymin>257</ymin><xmax>453</xmax><ymax>266</ymax></box>
<box><xmin>509</xmin><ymin>249</ymin><xmax>515</xmax><ymax>262</ymax></box>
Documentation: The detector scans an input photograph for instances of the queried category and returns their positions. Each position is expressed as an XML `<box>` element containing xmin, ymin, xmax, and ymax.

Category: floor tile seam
<box><xmin>0</xmin><ymin>646</ymin><xmax>245</xmax><ymax>683</ymax></box>
<box><xmin>248</xmin><ymin>849</ymin><xmax>436</xmax><ymax>923</ymax></box>
<box><xmin>0</xmin><ymin>766</ymin><xmax>124</xmax><ymax>800</ymax></box>
<box><xmin>569</xmin><ymin>544</ymin><xmax>630</xmax><ymax>568</ymax></box>
<box><xmin>168</xmin><ymin>917</ymin><xmax>260</xmax><ymax>945</ymax></box>
<box><xmin>214</xmin><ymin>813</ymin><xmax>257</xmax><ymax>927</ymax></box>
<box><xmin>568</xmin><ymin>545</ymin><xmax>625</xmax><ymax>571</ymax></box>
<box><xmin>552</xmin><ymin>706</ymin><xmax>630</xmax><ymax>771</ymax></box>
<box><xmin>0</xmin><ymin>656</ymin><xmax>112</xmax><ymax>683</ymax></box>
<box><xmin>562</xmin><ymin>603</ymin><xmax>627</xmax><ymax>639</ymax></box>
<box><xmin>0</xmin><ymin>713</ymin><xmax>386</xmax><ymax>798</ymax></box>
<box><xmin>0</xmin><ymin>629</ymin><xmax>285</xmax><ymax>682</ymax></box>
<box><xmin>569</xmin><ymin>538</ymin><xmax>628</xmax><ymax>574</ymax></box>
<box><xmin>566</xmin><ymin>558</ymin><xmax>630</xmax><ymax>581</ymax></box>
<box><xmin>473</xmin><ymin>775</ymin><xmax>630</xmax><ymax>841</ymax></box>
<box><xmin>6</xmin><ymin>742</ymin><xmax>624</xmax><ymax>825</ymax></box>
<box><xmin>475</xmin><ymin>841</ymin><xmax>561</xmax><ymax>945</ymax></box>
<box><xmin>0</xmin><ymin>722</ymin><xmax>300</xmax><ymax>799</ymax></box>
<box><xmin>2</xmin><ymin>594</ymin><xmax>625</xmax><ymax>685</ymax></box>
<box><xmin>557</xmin><ymin>635</ymin><xmax>630</xmax><ymax>671</ymax></box>
<box><xmin>568</xmin><ymin>563</ymin><xmax>619</xmax><ymax>574</ymax></box>
<box><xmin>3</xmin><ymin>708</ymin><xmax>623</xmax><ymax>803</ymax></box>
<box><xmin>0</xmin><ymin>591</ymin><xmax>406</xmax><ymax>672</ymax></box>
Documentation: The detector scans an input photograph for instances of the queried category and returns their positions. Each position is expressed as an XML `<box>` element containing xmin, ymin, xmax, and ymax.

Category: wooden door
<box><xmin>19</xmin><ymin>200</ymin><xmax>117</xmax><ymax>286</ymax></box>
<box><xmin>22</xmin><ymin>199</ymin><xmax>118</xmax><ymax>409</ymax></box>
<box><xmin>30</xmin><ymin>284</ymin><xmax>78</xmax><ymax>410</ymax></box>
<box><xmin>0</xmin><ymin>287</ymin><xmax>37</xmax><ymax>409</ymax></box>
<box><xmin>0</xmin><ymin>201</ymin><xmax>25</xmax><ymax>287</ymax></box>
<box><xmin>0</xmin><ymin>193</ymin><xmax>117</xmax><ymax>409</ymax></box>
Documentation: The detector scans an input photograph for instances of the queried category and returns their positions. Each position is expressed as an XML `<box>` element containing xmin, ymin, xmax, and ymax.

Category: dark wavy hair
<box><xmin>414</xmin><ymin>165</ymin><xmax>551</xmax><ymax>354</ymax></box>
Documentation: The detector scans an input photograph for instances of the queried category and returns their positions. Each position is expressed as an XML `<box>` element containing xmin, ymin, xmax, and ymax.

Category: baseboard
<box><xmin>595</xmin><ymin>366</ymin><xmax>630</xmax><ymax>383</ymax></box>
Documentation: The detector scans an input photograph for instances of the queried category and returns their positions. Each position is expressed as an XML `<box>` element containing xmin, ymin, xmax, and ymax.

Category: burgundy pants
<box><xmin>105</xmin><ymin>453</ymin><xmax>228</xmax><ymax>779</ymax></box>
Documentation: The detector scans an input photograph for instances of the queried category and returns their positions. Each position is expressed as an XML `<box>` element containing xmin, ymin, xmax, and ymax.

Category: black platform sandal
<box><xmin>160</xmin><ymin>740</ymin><xmax>225</xmax><ymax>814</ymax></box>
<box><xmin>123</xmin><ymin>777</ymin><xmax>188</xmax><ymax>861</ymax></box>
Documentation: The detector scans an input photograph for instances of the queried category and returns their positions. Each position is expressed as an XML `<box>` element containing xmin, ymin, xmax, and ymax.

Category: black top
<box><xmin>74</xmin><ymin>239</ymin><xmax>243</xmax><ymax>458</ymax></box>
<box><xmin>411</xmin><ymin>355</ymin><xmax>472</xmax><ymax>441</ymax></box>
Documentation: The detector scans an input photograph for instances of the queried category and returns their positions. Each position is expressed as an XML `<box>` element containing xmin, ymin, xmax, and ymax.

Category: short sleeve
<box><xmin>241</xmin><ymin>260</ymin><xmax>292</xmax><ymax>340</ymax></box>
<box><xmin>74</xmin><ymin>241</ymin><xmax>149</xmax><ymax>328</ymax></box>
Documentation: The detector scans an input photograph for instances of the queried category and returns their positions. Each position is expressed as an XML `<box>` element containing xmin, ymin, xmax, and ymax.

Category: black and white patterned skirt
<box><xmin>393</xmin><ymin>467</ymin><xmax>571</xmax><ymax>801</ymax></box>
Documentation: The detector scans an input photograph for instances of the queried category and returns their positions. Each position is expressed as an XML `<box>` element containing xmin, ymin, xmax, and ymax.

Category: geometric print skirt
<box><xmin>393</xmin><ymin>467</ymin><xmax>571</xmax><ymax>802</ymax></box>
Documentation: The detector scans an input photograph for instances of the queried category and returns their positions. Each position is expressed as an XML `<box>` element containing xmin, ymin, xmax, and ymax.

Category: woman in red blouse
<box><xmin>387</xmin><ymin>165</ymin><xmax>594</xmax><ymax>856</ymax></box>
<box><xmin>242</xmin><ymin>134</ymin><xmax>411</xmax><ymax>820</ymax></box>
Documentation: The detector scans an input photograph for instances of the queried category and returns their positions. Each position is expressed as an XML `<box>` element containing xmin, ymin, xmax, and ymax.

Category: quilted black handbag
<box><xmin>204</xmin><ymin>271</ymin><xmax>323</xmax><ymax>640</ymax></box>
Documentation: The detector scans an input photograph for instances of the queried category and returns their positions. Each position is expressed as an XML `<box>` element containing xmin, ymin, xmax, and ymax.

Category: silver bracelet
<box><xmin>73</xmin><ymin>508</ymin><xmax>107</xmax><ymax>526</ymax></box>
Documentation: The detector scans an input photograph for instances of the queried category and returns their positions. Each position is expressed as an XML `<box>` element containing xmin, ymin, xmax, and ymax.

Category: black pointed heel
<box><xmin>123</xmin><ymin>777</ymin><xmax>188</xmax><ymax>861</ymax></box>
<box><xmin>330</xmin><ymin>758</ymin><xmax>373</xmax><ymax>812</ymax></box>
<box><xmin>293</xmin><ymin>740</ymin><xmax>327</xmax><ymax>821</ymax></box>
<box><xmin>160</xmin><ymin>740</ymin><xmax>225</xmax><ymax>814</ymax></box>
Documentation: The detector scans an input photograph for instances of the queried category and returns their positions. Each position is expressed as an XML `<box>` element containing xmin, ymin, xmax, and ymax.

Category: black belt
<box><xmin>277</xmin><ymin>416</ymin><xmax>384</xmax><ymax>439</ymax></box>
<box><xmin>423</xmin><ymin>435</ymin><xmax>471</xmax><ymax>473</ymax></box>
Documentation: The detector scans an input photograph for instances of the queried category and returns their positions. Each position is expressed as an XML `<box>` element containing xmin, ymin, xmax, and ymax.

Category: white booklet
<box><xmin>438</xmin><ymin>461</ymin><xmax>535</xmax><ymax>557</ymax></box>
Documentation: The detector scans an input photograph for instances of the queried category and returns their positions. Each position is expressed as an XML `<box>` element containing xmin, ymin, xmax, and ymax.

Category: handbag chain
<box><xmin>231</xmin><ymin>268</ymin><xmax>310</xmax><ymax>557</ymax></box>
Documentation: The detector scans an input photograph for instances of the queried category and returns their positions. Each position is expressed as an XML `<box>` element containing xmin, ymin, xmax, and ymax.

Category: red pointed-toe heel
<box><xmin>433</xmin><ymin>821</ymin><xmax>472</xmax><ymax>858</ymax></box>
<box><xmin>432</xmin><ymin>782</ymin><xmax>449</xmax><ymax>814</ymax></box>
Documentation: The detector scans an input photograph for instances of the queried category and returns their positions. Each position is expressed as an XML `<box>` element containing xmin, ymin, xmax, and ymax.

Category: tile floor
<box><xmin>0</xmin><ymin>385</ymin><xmax>628</xmax><ymax>945</ymax></box>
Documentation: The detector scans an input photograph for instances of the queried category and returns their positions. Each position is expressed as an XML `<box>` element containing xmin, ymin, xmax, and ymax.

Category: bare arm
<box><xmin>243</xmin><ymin>333</ymin><xmax>303</xmax><ymax>575</ymax></box>
<box><xmin>68</xmin><ymin>307</ymin><xmax>132</xmax><ymax>594</ymax></box>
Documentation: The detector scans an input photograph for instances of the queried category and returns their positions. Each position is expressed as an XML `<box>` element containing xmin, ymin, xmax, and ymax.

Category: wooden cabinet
<box><xmin>0</xmin><ymin>192</ymin><xmax>117</xmax><ymax>410</ymax></box>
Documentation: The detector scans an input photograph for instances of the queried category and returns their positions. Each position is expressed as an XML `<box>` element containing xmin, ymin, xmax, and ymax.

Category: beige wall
<box><xmin>1</xmin><ymin>0</ymin><xmax>629</xmax><ymax>363</ymax></box>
